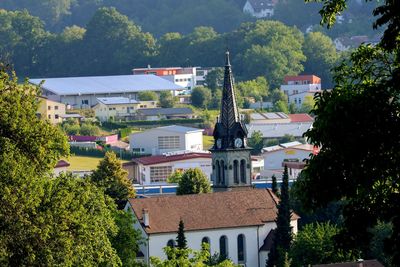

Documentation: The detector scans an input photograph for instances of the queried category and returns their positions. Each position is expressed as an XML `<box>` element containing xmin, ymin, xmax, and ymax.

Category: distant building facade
<box><xmin>281</xmin><ymin>75</ymin><xmax>323</xmax><ymax>108</ymax></box>
<box><xmin>37</xmin><ymin>97</ymin><xmax>66</xmax><ymax>124</ymax></box>
<box><xmin>243</xmin><ymin>0</ymin><xmax>277</xmax><ymax>18</ymax></box>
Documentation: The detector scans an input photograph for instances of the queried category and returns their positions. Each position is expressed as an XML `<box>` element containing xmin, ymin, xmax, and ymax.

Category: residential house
<box><xmin>135</xmin><ymin>107</ymin><xmax>194</xmax><ymax>121</ymax></box>
<box><xmin>93</xmin><ymin>97</ymin><xmax>157</xmax><ymax>122</ymax></box>
<box><xmin>54</xmin><ymin>160</ymin><xmax>70</xmax><ymax>176</ymax></box>
<box><xmin>30</xmin><ymin>75</ymin><xmax>183</xmax><ymax>108</ymax></box>
<box><xmin>123</xmin><ymin>151</ymin><xmax>212</xmax><ymax>184</ymax></box>
<box><xmin>280</xmin><ymin>75</ymin><xmax>323</xmax><ymax>107</ymax></box>
<box><xmin>130</xmin><ymin>125</ymin><xmax>203</xmax><ymax>155</ymax></box>
<box><xmin>126</xmin><ymin>189</ymin><xmax>299</xmax><ymax>266</ymax></box>
<box><xmin>288</xmin><ymin>90</ymin><xmax>322</xmax><ymax>109</ymax></box>
<box><xmin>37</xmin><ymin>96</ymin><xmax>66</xmax><ymax>124</ymax></box>
<box><xmin>243</xmin><ymin>0</ymin><xmax>277</xmax><ymax>18</ymax></box>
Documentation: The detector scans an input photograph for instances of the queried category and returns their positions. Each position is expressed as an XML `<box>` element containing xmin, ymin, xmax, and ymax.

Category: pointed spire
<box><xmin>220</xmin><ymin>50</ymin><xmax>240</xmax><ymax>129</ymax></box>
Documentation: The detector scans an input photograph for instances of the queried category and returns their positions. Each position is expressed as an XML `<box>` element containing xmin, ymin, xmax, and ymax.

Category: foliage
<box><xmin>176</xmin><ymin>220</ymin><xmax>187</xmax><ymax>250</ymax></box>
<box><xmin>191</xmin><ymin>86</ymin><xmax>212</xmax><ymax>108</ymax></box>
<box><xmin>289</xmin><ymin>222</ymin><xmax>355</xmax><ymax>267</ymax></box>
<box><xmin>91</xmin><ymin>151</ymin><xmax>135</xmax><ymax>208</ymax></box>
<box><xmin>303</xmin><ymin>31</ymin><xmax>338</xmax><ymax>89</ymax></box>
<box><xmin>269</xmin><ymin>88</ymin><xmax>288</xmax><ymax>105</ymax></box>
<box><xmin>167</xmin><ymin>169</ymin><xmax>184</xmax><ymax>184</ymax></box>
<box><xmin>101</xmin><ymin>118</ymin><xmax>204</xmax><ymax>130</ymax></box>
<box><xmin>176</xmin><ymin>168</ymin><xmax>211</xmax><ymax>195</ymax></box>
<box><xmin>205</xmin><ymin>68</ymin><xmax>224</xmax><ymax>93</ymax></box>
<box><xmin>150</xmin><ymin>244</ymin><xmax>237</xmax><ymax>267</ymax></box>
<box><xmin>70</xmin><ymin>146</ymin><xmax>143</xmax><ymax>160</ymax></box>
<box><xmin>138</xmin><ymin>91</ymin><xmax>159</xmax><ymax>101</ymax></box>
<box><xmin>236</xmin><ymin>76</ymin><xmax>269</xmax><ymax>102</ymax></box>
<box><xmin>248</xmin><ymin>130</ymin><xmax>264</xmax><ymax>154</ymax></box>
<box><xmin>271</xmin><ymin>175</ymin><xmax>279</xmax><ymax>196</ymax></box>
<box><xmin>80</xmin><ymin>122</ymin><xmax>101</xmax><ymax>135</ymax></box>
<box><xmin>111</xmin><ymin>210</ymin><xmax>142</xmax><ymax>267</ymax></box>
<box><xmin>368</xmin><ymin>221</ymin><xmax>393</xmax><ymax>267</ymax></box>
<box><xmin>62</xmin><ymin>121</ymin><xmax>100</xmax><ymax>136</ymax></box>
<box><xmin>267</xmin><ymin>166</ymin><xmax>292</xmax><ymax>267</ymax></box>
<box><xmin>273</xmin><ymin>100</ymin><xmax>289</xmax><ymax>114</ymax></box>
<box><xmin>159</xmin><ymin>91</ymin><xmax>175</xmax><ymax>108</ymax></box>
<box><xmin>299</xmin><ymin>95</ymin><xmax>315</xmax><ymax>114</ymax></box>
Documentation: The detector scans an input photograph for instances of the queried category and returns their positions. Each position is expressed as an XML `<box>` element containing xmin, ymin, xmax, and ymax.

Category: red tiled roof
<box><xmin>288</xmin><ymin>113</ymin><xmax>314</xmax><ymax>123</ymax></box>
<box><xmin>55</xmin><ymin>160</ymin><xmax>70</xmax><ymax>168</ymax></box>
<box><xmin>284</xmin><ymin>75</ymin><xmax>321</xmax><ymax>84</ymax></box>
<box><xmin>132</xmin><ymin>152</ymin><xmax>212</xmax><ymax>166</ymax></box>
<box><xmin>128</xmin><ymin>188</ymin><xmax>299</xmax><ymax>234</ymax></box>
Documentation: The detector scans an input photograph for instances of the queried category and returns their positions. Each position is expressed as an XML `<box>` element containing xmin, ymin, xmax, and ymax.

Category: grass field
<box><xmin>65</xmin><ymin>156</ymin><xmax>129</xmax><ymax>171</ymax></box>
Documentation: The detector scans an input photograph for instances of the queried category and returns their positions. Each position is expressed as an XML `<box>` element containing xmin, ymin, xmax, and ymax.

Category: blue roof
<box><xmin>97</xmin><ymin>97</ymin><xmax>139</xmax><ymax>105</ymax></box>
<box><xmin>29</xmin><ymin>75</ymin><xmax>183</xmax><ymax>96</ymax></box>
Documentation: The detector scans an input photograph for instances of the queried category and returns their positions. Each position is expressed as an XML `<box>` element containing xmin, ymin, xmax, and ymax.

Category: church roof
<box><xmin>128</xmin><ymin>188</ymin><xmax>299</xmax><ymax>234</ymax></box>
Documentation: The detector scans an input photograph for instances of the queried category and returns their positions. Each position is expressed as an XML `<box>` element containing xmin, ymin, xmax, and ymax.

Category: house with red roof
<box><xmin>281</xmin><ymin>75</ymin><xmax>323</xmax><ymax>108</ymax></box>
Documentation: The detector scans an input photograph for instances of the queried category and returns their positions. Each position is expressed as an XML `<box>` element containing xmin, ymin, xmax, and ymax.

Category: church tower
<box><xmin>210</xmin><ymin>51</ymin><xmax>252</xmax><ymax>190</ymax></box>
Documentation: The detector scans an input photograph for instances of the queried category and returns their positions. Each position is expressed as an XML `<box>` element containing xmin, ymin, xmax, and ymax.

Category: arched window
<box><xmin>237</xmin><ymin>234</ymin><xmax>246</xmax><ymax>262</ymax></box>
<box><xmin>216</xmin><ymin>160</ymin><xmax>220</xmax><ymax>184</ymax></box>
<box><xmin>167</xmin><ymin>239</ymin><xmax>175</xmax><ymax>248</ymax></box>
<box><xmin>219</xmin><ymin>236</ymin><xmax>228</xmax><ymax>259</ymax></box>
<box><xmin>201</xmin><ymin>237</ymin><xmax>210</xmax><ymax>250</ymax></box>
<box><xmin>240</xmin><ymin>160</ymin><xmax>246</xmax><ymax>183</ymax></box>
<box><xmin>221</xmin><ymin>160</ymin><xmax>225</xmax><ymax>184</ymax></box>
<box><xmin>233</xmin><ymin>160</ymin><xmax>239</xmax><ymax>184</ymax></box>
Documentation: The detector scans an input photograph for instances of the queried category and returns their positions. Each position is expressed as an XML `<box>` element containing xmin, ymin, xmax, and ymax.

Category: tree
<box><xmin>167</xmin><ymin>169</ymin><xmax>184</xmax><ymax>184</ymax></box>
<box><xmin>267</xmin><ymin>166</ymin><xmax>292</xmax><ymax>267</ymax></box>
<box><xmin>303</xmin><ymin>32</ymin><xmax>338</xmax><ymax>89</ymax></box>
<box><xmin>269</xmin><ymin>88</ymin><xmax>288</xmax><ymax>105</ymax></box>
<box><xmin>271</xmin><ymin>174</ymin><xmax>279</xmax><ymax>196</ymax></box>
<box><xmin>289</xmin><ymin>222</ymin><xmax>355</xmax><ymax>267</ymax></box>
<box><xmin>0</xmin><ymin>67</ymin><xmax>121</xmax><ymax>266</ymax></box>
<box><xmin>91</xmin><ymin>151</ymin><xmax>135</xmax><ymax>208</ymax></box>
<box><xmin>299</xmin><ymin>95</ymin><xmax>315</xmax><ymax>114</ymax></box>
<box><xmin>248</xmin><ymin>130</ymin><xmax>264</xmax><ymax>154</ymax></box>
<box><xmin>191</xmin><ymin>86</ymin><xmax>212</xmax><ymax>108</ymax></box>
<box><xmin>236</xmin><ymin>76</ymin><xmax>269</xmax><ymax>102</ymax></box>
<box><xmin>138</xmin><ymin>91</ymin><xmax>158</xmax><ymax>101</ymax></box>
<box><xmin>205</xmin><ymin>68</ymin><xmax>224</xmax><ymax>93</ymax></box>
<box><xmin>176</xmin><ymin>220</ymin><xmax>187</xmax><ymax>250</ymax></box>
<box><xmin>176</xmin><ymin>168</ymin><xmax>211</xmax><ymax>195</ymax></box>
<box><xmin>273</xmin><ymin>100</ymin><xmax>289</xmax><ymax>114</ymax></box>
<box><xmin>159</xmin><ymin>91</ymin><xmax>175</xmax><ymax>108</ymax></box>
<box><xmin>80</xmin><ymin>122</ymin><xmax>100</xmax><ymax>136</ymax></box>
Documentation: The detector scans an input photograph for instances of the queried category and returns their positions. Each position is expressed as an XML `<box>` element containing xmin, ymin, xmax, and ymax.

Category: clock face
<box><xmin>234</xmin><ymin>138</ymin><xmax>243</xmax><ymax>148</ymax></box>
<box><xmin>216</xmin><ymin>139</ymin><xmax>222</xmax><ymax>148</ymax></box>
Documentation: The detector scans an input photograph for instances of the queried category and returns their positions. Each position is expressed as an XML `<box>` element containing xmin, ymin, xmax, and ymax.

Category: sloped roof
<box><xmin>29</xmin><ymin>75</ymin><xmax>183</xmax><ymax>96</ymax></box>
<box><xmin>131</xmin><ymin>152</ymin><xmax>211</xmax><ymax>166</ymax></box>
<box><xmin>97</xmin><ymin>97</ymin><xmax>139</xmax><ymax>105</ymax></box>
<box><xmin>55</xmin><ymin>160</ymin><xmax>70</xmax><ymax>168</ymax></box>
<box><xmin>288</xmin><ymin>113</ymin><xmax>314</xmax><ymax>123</ymax></box>
<box><xmin>248</xmin><ymin>122</ymin><xmax>313</xmax><ymax>138</ymax></box>
<box><xmin>128</xmin><ymin>188</ymin><xmax>298</xmax><ymax>234</ymax></box>
<box><xmin>137</xmin><ymin>108</ymin><xmax>193</xmax><ymax>116</ymax></box>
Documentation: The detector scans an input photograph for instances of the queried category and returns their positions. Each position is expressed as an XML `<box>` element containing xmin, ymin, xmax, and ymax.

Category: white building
<box><xmin>126</xmin><ymin>189</ymin><xmax>299</xmax><ymax>266</ymax></box>
<box><xmin>30</xmin><ymin>75</ymin><xmax>183</xmax><ymax>109</ymax></box>
<box><xmin>123</xmin><ymin>151</ymin><xmax>212</xmax><ymax>184</ymax></box>
<box><xmin>93</xmin><ymin>97</ymin><xmax>157</xmax><ymax>122</ymax></box>
<box><xmin>288</xmin><ymin>90</ymin><xmax>322</xmax><ymax>109</ymax></box>
<box><xmin>247</xmin><ymin>122</ymin><xmax>313</xmax><ymax>140</ymax></box>
<box><xmin>243</xmin><ymin>0</ymin><xmax>277</xmax><ymax>18</ymax></box>
<box><xmin>260</xmin><ymin>141</ymin><xmax>316</xmax><ymax>179</ymax></box>
<box><xmin>130</xmin><ymin>125</ymin><xmax>204</xmax><ymax>155</ymax></box>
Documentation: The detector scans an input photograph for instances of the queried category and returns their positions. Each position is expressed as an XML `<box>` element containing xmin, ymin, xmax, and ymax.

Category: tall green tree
<box><xmin>236</xmin><ymin>76</ymin><xmax>269</xmax><ymax>102</ymax></box>
<box><xmin>248</xmin><ymin>130</ymin><xmax>264</xmax><ymax>154</ymax></box>
<box><xmin>267</xmin><ymin>166</ymin><xmax>292</xmax><ymax>267</ymax></box>
<box><xmin>138</xmin><ymin>91</ymin><xmax>158</xmax><ymax>101</ymax></box>
<box><xmin>159</xmin><ymin>91</ymin><xmax>175</xmax><ymax>108</ymax></box>
<box><xmin>176</xmin><ymin>220</ymin><xmax>187</xmax><ymax>250</ymax></box>
<box><xmin>204</xmin><ymin>67</ymin><xmax>224</xmax><ymax>93</ymax></box>
<box><xmin>191</xmin><ymin>86</ymin><xmax>212</xmax><ymax>108</ymax></box>
<box><xmin>176</xmin><ymin>168</ymin><xmax>211</xmax><ymax>195</ymax></box>
<box><xmin>91</xmin><ymin>151</ymin><xmax>135</xmax><ymax>208</ymax></box>
<box><xmin>271</xmin><ymin>174</ymin><xmax>279</xmax><ymax>196</ymax></box>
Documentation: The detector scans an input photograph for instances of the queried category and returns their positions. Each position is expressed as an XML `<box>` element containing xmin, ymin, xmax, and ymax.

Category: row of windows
<box><xmin>48</xmin><ymin>105</ymin><xmax>59</xmax><ymax>110</ymax></box>
<box><xmin>175</xmin><ymin>78</ymin><xmax>191</xmax><ymax>82</ymax></box>
<box><xmin>167</xmin><ymin>234</ymin><xmax>246</xmax><ymax>263</ymax></box>
<box><xmin>48</xmin><ymin>114</ymin><xmax>60</xmax><ymax>119</ymax></box>
<box><xmin>215</xmin><ymin>159</ymin><xmax>247</xmax><ymax>185</ymax></box>
<box><xmin>150</xmin><ymin>166</ymin><xmax>172</xmax><ymax>183</ymax></box>
<box><xmin>293</xmin><ymin>98</ymin><xmax>302</xmax><ymax>104</ymax></box>
<box><xmin>158</xmin><ymin>136</ymin><xmax>180</xmax><ymax>149</ymax></box>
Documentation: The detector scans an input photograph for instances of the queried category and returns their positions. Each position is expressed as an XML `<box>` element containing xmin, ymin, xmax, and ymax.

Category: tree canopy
<box><xmin>176</xmin><ymin>168</ymin><xmax>211</xmax><ymax>195</ymax></box>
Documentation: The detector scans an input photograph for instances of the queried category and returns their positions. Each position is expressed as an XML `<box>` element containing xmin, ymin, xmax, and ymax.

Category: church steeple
<box><xmin>210</xmin><ymin>51</ymin><xmax>252</xmax><ymax>190</ymax></box>
<box><xmin>220</xmin><ymin>51</ymin><xmax>240</xmax><ymax>130</ymax></box>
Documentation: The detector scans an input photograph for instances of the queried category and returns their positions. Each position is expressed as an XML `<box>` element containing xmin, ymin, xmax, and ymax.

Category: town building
<box><xmin>243</xmin><ymin>0</ymin><xmax>277</xmax><ymax>18</ymax></box>
<box><xmin>93</xmin><ymin>97</ymin><xmax>157</xmax><ymax>122</ymax></box>
<box><xmin>36</xmin><ymin>96</ymin><xmax>66</xmax><ymax>124</ymax></box>
<box><xmin>123</xmin><ymin>151</ymin><xmax>212</xmax><ymax>184</ymax></box>
<box><xmin>129</xmin><ymin>125</ymin><xmax>204</xmax><ymax>155</ymax></box>
<box><xmin>30</xmin><ymin>75</ymin><xmax>183</xmax><ymax>109</ymax></box>
<box><xmin>126</xmin><ymin>52</ymin><xmax>299</xmax><ymax>266</ymax></box>
<box><xmin>247</xmin><ymin>121</ymin><xmax>313</xmax><ymax>140</ymax></box>
<box><xmin>281</xmin><ymin>75</ymin><xmax>321</xmax><ymax>95</ymax></box>
<box><xmin>135</xmin><ymin>107</ymin><xmax>194</xmax><ymax>121</ymax></box>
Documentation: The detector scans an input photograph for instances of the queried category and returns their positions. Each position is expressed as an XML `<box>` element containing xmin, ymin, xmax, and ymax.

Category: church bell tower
<box><xmin>210</xmin><ymin>51</ymin><xmax>252</xmax><ymax>190</ymax></box>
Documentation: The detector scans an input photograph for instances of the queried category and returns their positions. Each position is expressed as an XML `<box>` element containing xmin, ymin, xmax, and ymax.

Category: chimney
<box><xmin>143</xmin><ymin>209</ymin><xmax>149</xmax><ymax>227</ymax></box>
<box><xmin>357</xmin><ymin>259</ymin><xmax>364</xmax><ymax>267</ymax></box>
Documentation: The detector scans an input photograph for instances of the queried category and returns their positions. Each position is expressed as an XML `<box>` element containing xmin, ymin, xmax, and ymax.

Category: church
<box><xmin>126</xmin><ymin>52</ymin><xmax>299</xmax><ymax>266</ymax></box>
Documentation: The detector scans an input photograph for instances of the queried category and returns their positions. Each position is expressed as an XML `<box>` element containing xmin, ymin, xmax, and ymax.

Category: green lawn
<box><xmin>65</xmin><ymin>156</ymin><xmax>129</xmax><ymax>171</ymax></box>
<box><xmin>203</xmin><ymin>135</ymin><xmax>214</xmax><ymax>149</ymax></box>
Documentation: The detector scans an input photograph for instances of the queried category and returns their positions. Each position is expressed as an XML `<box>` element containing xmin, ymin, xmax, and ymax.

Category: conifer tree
<box><xmin>176</xmin><ymin>219</ymin><xmax>187</xmax><ymax>250</ymax></box>
<box><xmin>267</xmin><ymin>165</ymin><xmax>292</xmax><ymax>267</ymax></box>
<box><xmin>271</xmin><ymin>174</ymin><xmax>279</xmax><ymax>196</ymax></box>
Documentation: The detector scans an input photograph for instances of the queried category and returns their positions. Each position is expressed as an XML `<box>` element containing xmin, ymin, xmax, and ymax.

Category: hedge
<box><xmin>101</xmin><ymin>118</ymin><xmax>204</xmax><ymax>130</ymax></box>
<box><xmin>70</xmin><ymin>146</ymin><xmax>150</xmax><ymax>160</ymax></box>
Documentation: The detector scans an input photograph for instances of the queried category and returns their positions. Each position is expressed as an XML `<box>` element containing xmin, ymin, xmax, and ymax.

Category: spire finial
<box><xmin>225</xmin><ymin>50</ymin><xmax>231</xmax><ymax>66</ymax></box>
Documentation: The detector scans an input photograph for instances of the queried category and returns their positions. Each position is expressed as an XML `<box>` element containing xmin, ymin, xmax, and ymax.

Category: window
<box><xmin>167</xmin><ymin>239</ymin><xmax>175</xmax><ymax>248</ymax></box>
<box><xmin>219</xmin><ymin>236</ymin><xmax>228</xmax><ymax>258</ymax></box>
<box><xmin>240</xmin><ymin>160</ymin><xmax>246</xmax><ymax>183</ymax></box>
<box><xmin>298</xmin><ymin>98</ymin><xmax>302</xmax><ymax>104</ymax></box>
<box><xmin>48</xmin><ymin>106</ymin><xmax>51</xmax><ymax>110</ymax></box>
<box><xmin>237</xmin><ymin>234</ymin><xmax>246</xmax><ymax>262</ymax></box>
<box><xmin>82</xmin><ymin>100</ymin><xmax>89</xmax><ymax>105</ymax></box>
<box><xmin>55</xmin><ymin>114</ymin><xmax>59</xmax><ymax>119</ymax></box>
<box><xmin>54</xmin><ymin>105</ymin><xmax>58</xmax><ymax>110</ymax></box>
<box><xmin>158</xmin><ymin>136</ymin><xmax>180</xmax><ymax>149</ymax></box>
<box><xmin>109</xmin><ymin>108</ymin><xmax>113</xmax><ymax>111</ymax></box>
<box><xmin>216</xmin><ymin>160</ymin><xmax>220</xmax><ymax>184</ymax></box>
<box><xmin>48</xmin><ymin>115</ymin><xmax>51</xmax><ymax>119</ymax></box>
<box><xmin>233</xmin><ymin>160</ymin><xmax>239</xmax><ymax>184</ymax></box>
<box><xmin>150</xmin><ymin>166</ymin><xmax>172</xmax><ymax>183</ymax></box>
<box><xmin>220</xmin><ymin>160</ymin><xmax>225</xmax><ymax>184</ymax></box>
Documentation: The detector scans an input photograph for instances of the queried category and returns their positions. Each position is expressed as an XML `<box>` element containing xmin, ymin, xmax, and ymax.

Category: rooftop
<box><xmin>97</xmin><ymin>97</ymin><xmax>139</xmax><ymax>105</ymax></box>
<box><xmin>283</xmin><ymin>75</ymin><xmax>321</xmax><ymax>84</ymax></box>
<box><xmin>288</xmin><ymin>113</ymin><xmax>314</xmax><ymax>123</ymax></box>
<box><xmin>247</xmin><ymin>122</ymin><xmax>313</xmax><ymax>138</ymax></box>
<box><xmin>128</xmin><ymin>188</ymin><xmax>298</xmax><ymax>234</ymax></box>
<box><xmin>29</xmin><ymin>75</ymin><xmax>183</xmax><ymax>96</ymax></box>
<box><xmin>131</xmin><ymin>151</ymin><xmax>211</xmax><ymax>166</ymax></box>
<box><xmin>263</xmin><ymin>142</ymin><xmax>315</xmax><ymax>153</ymax></box>
<box><xmin>137</xmin><ymin>107</ymin><xmax>193</xmax><ymax>116</ymax></box>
